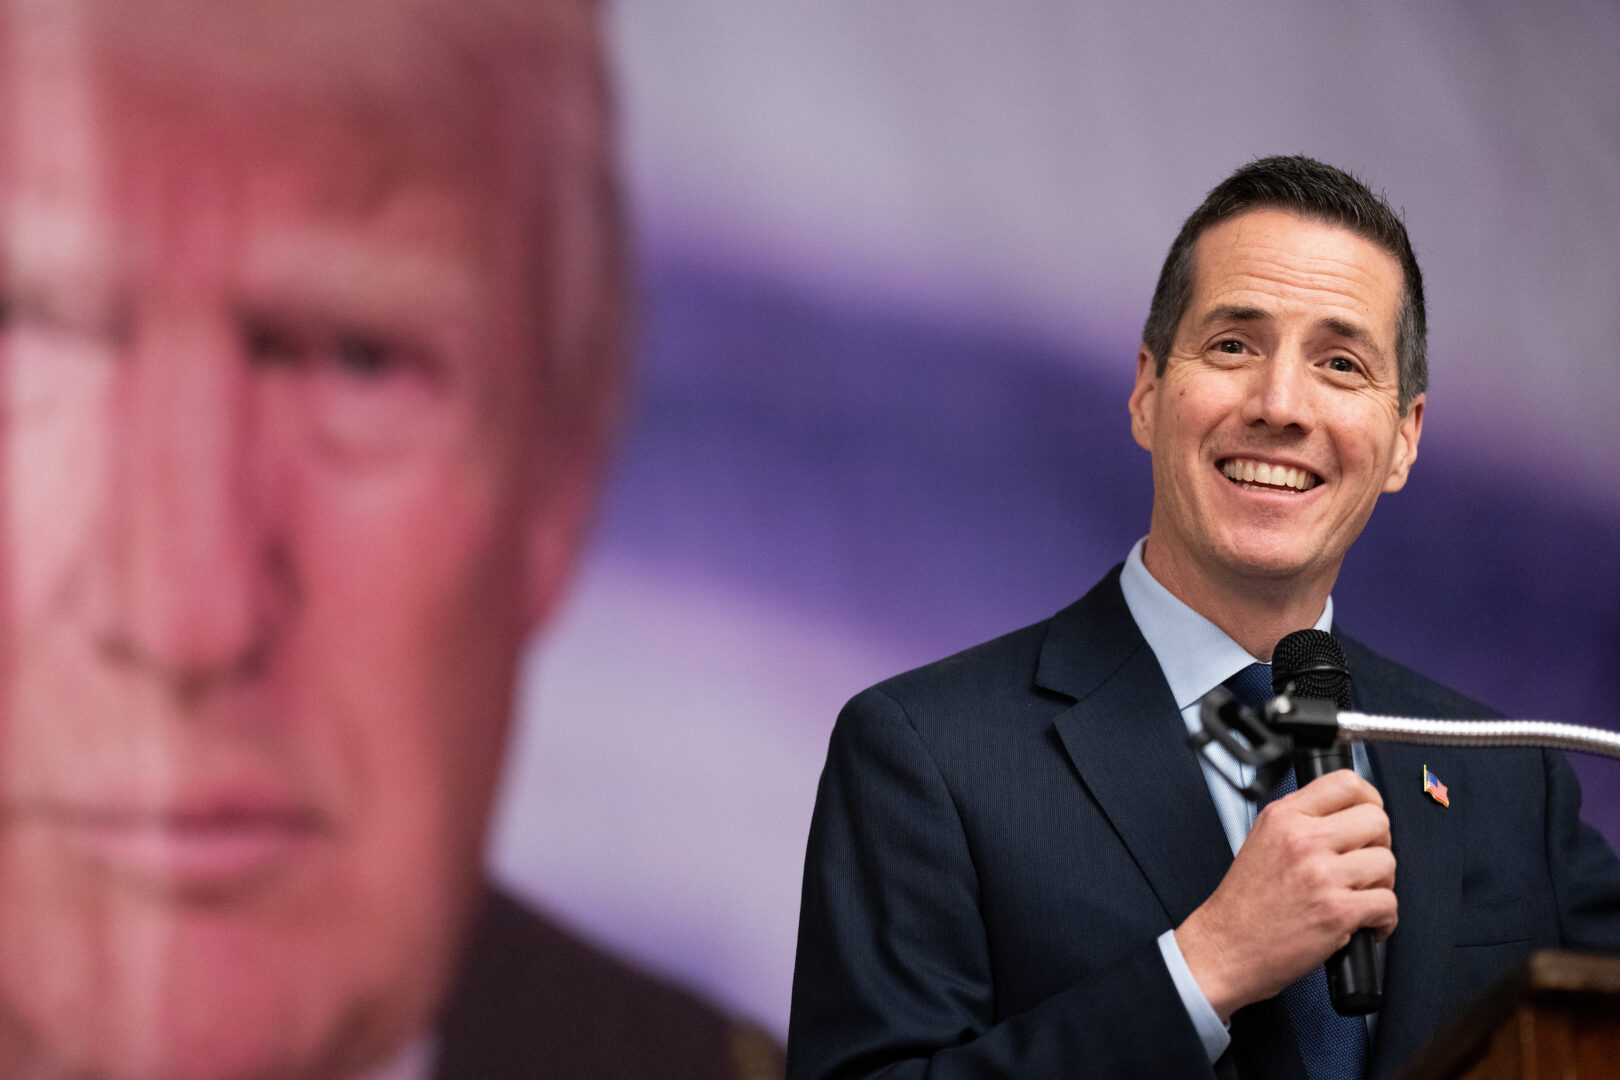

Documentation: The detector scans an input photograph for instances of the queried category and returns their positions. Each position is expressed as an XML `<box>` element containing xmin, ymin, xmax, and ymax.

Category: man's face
<box><xmin>1129</xmin><ymin>208</ymin><xmax>1424</xmax><ymax>603</ymax></box>
<box><xmin>0</xmin><ymin>40</ymin><xmax>579</xmax><ymax>1080</ymax></box>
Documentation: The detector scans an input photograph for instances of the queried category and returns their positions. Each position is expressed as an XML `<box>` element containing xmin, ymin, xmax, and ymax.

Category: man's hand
<box><xmin>1175</xmin><ymin>770</ymin><xmax>1396</xmax><ymax>1022</ymax></box>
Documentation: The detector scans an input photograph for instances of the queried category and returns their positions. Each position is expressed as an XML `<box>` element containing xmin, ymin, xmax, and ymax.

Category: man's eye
<box><xmin>246</xmin><ymin>320</ymin><xmax>305</xmax><ymax>366</ymax></box>
<box><xmin>1327</xmin><ymin>356</ymin><xmax>1358</xmax><ymax>374</ymax></box>
<box><xmin>247</xmin><ymin>321</ymin><xmax>416</xmax><ymax>381</ymax></box>
<box><xmin>0</xmin><ymin>292</ymin><xmax>117</xmax><ymax>420</ymax></box>
<box><xmin>1216</xmin><ymin>339</ymin><xmax>1244</xmax><ymax>354</ymax></box>
<box><xmin>244</xmin><ymin>313</ymin><xmax>450</xmax><ymax>463</ymax></box>
<box><xmin>333</xmin><ymin>334</ymin><xmax>398</xmax><ymax>378</ymax></box>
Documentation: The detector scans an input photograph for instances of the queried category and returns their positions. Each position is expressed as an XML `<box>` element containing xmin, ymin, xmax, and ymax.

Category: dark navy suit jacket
<box><xmin>788</xmin><ymin>568</ymin><xmax>1620</xmax><ymax>1079</ymax></box>
<box><xmin>434</xmin><ymin>889</ymin><xmax>780</xmax><ymax>1079</ymax></box>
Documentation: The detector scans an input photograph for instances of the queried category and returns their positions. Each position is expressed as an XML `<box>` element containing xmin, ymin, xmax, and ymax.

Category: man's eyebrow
<box><xmin>1199</xmin><ymin>306</ymin><xmax>1386</xmax><ymax>358</ymax></box>
<box><xmin>1198</xmin><ymin>304</ymin><xmax>1269</xmax><ymax>329</ymax></box>
<box><xmin>243</xmin><ymin>230</ymin><xmax>480</xmax><ymax>329</ymax></box>
<box><xmin>1</xmin><ymin>205</ymin><xmax>128</xmax><ymax>336</ymax></box>
<box><xmin>1317</xmin><ymin>316</ymin><xmax>1383</xmax><ymax>356</ymax></box>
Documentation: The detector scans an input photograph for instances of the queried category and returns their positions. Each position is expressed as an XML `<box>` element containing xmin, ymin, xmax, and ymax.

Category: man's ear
<box><xmin>522</xmin><ymin>458</ymin><xmax>599</xmax><ymax>627</ymax></box>
<box><xmin>1382</xmin><ymin>393</ymin><xmax>1425</xmax><ymax>493</ymax></box>
<box><xmin>1128</xmin><ymin>345</ymin><xmax>1159</xmax><ymax>452</ymax></box>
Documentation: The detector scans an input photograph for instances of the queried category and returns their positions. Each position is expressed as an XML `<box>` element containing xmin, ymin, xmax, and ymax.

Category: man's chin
<box><xmin>1</xmin><ymin>1026</ymin><xmax>338</xmax><ymax>1080</ymax></box>
<box><xmin>1209</xmin><ymin>540</ymin><xmax>1340</xmax><ymax>597</ymax></box>
<box><xmin>0</xmin><ymin>897</ymin><xmax>437</xmax><ymax>1080</ymax></box>
<box><xmin>0</xmin><ymin>982</ymin><xmax>392</xmax><ymax>1080</ymax></box>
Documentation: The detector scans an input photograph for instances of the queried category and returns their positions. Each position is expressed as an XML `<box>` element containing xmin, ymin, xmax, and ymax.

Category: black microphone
<box><xmin>1271</xmin><ymin>629</ymin><xmax>1382</xmax><ymax>1016</ymax></box>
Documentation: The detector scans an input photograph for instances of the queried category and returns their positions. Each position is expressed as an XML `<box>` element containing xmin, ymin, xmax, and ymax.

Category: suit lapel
<box><xmin>1362</xmin><ymin>740</ymin><xmax>1461</xmax><ymax>1080</ymax></box>
<box><xmin>1041</xmin><ymin>572</ymin><xmax>1305</xmax><ymax>1080</ymax></box>
<box><xmin>1338</xmin><ymin>635</ymin><xmax>1464</xmax><ymax>1079</ymax></box>
<box><xmin>1041</xmin><ymin>571</ymin><xmax>1234</xmax><ymax>926</ymax></box>
<box><xmin>1050</xmin><ymin>641</ymin><xmax>1236</xmax><ymax>926</ymax></box>
<box><xmin>1333</xmin><ymin>640</ymin><xmax>1465</xmax><ymax>1080</ymax></box>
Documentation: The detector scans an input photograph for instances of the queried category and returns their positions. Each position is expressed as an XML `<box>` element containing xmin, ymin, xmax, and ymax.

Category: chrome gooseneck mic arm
<box><xmin>1191</xmin><ymin>687</ymin><xmax>1620</xmax><ymax>801</ymax></box>
<box><xmin>1336</xmin><ymin>713</ymin><xmax>1620</xmax><ymax>758</ymax></box>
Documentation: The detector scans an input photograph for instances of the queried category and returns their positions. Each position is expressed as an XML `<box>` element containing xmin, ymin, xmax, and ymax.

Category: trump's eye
<box><xmin>246</xmin><ymin>320</ymin><xmax>422</xmax><ymax>381</ymax></box>
<box><xmin>333</xmin><ymin>334</ymin><xmax>407</xmax><ymax>379</ymax></box>
<box><xmin>245</xmin><ymin>319</ymin><xmax>304</xmax><ymax>366</ymax></box>
<box><xmin>0</xmin><ymin>286</ymin><xmax>119</xmax><ymax>421</ymax></box>
<box><xmin>245</xmin><ymin>313</ymin><xmax>451</xmax><ymax>463</ymax></box>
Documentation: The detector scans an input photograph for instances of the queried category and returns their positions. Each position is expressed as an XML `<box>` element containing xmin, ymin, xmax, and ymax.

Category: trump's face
<box><xmin>0</xmin><ymin>25</ymin><xmax>591</xmax><ymax>1080</ymax></box>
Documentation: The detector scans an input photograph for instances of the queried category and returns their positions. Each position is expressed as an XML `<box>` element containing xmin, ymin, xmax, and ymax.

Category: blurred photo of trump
<box><xmin>0</xmin><ymin>1</ymin><xmax>773</xmax><ymax>1077</ymax></box>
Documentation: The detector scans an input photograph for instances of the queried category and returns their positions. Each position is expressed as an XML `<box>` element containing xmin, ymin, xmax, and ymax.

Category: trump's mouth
<box><xmin>1219</xmin><ymin>457</ymin><xmax>1320</xmax><ymax>493</ymax></box>
<box><xmin>21</xmin><ymin>801</ymin><xmax>329</xmax><ymax>898</ymax></box>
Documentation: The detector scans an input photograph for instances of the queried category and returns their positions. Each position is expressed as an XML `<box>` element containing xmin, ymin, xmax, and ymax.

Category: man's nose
<box><xmin>1241</xmin><ymin>350</ymin><xmax>1313</xmax><ymax>430</ymax></box>
<box><xmin>97</xmin><ymin>309</ymin><xmax>280</xmax><ymax>701</ymax></box>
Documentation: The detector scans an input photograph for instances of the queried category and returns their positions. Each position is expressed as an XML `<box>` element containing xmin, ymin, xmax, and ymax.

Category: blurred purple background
<box><xmin>489</xmin><ymin>0</ymin><xmax>1620</xmax><ymax>1037</ymax></box>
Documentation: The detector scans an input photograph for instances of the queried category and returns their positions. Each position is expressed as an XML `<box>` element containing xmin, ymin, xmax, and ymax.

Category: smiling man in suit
<box><xmin>787</xmin><ymin>156</ymin><xmax>1620</xmax><ymax>1080</ymax></box>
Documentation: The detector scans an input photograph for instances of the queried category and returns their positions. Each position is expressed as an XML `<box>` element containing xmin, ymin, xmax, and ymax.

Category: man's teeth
<box><xmin>1220</xmin><ymin>459</ymin><xmax>1318</xmax><ymax>491</ymax></box>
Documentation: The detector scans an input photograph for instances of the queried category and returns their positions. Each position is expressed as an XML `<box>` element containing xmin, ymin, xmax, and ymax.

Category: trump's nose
<box><xmin>94</xmin><ymin>305</ymin><xmax>281</xmax><ymax>703</ymax></box>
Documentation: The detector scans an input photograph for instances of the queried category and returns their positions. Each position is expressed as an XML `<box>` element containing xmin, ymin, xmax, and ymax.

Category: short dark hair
<box><xmin>1140</xmin><ymin>155</ymin><xmax>1426</xmax><ymax>413</ymax></box>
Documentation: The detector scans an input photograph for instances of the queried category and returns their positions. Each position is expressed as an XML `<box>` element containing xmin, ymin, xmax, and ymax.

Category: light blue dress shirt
<box><xmin>1118</xmin><ymin>538</ymin><xmax>1371</xmax><ymax>1063</ymax></box>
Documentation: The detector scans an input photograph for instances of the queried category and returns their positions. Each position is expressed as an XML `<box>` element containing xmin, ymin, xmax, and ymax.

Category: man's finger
<box><xmin>1282</xmin><ymin>769</ymin><xmax>1384</xmax><ymax>816</ymax></box>
<box><xmin>1335</xmin><ymin>845</ymin><xmax>1397</xmax><ymax>891</ymax></box>
<box><xmin>1319</xmin><ymin>803</ymin><xmax>1393</xmax><ymax>854</ymax></box>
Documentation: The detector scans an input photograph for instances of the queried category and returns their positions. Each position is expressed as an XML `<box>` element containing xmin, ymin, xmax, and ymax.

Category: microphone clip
<box><xmin>1189</xmin><ymin>688</ymin><xmax>1341</xmax><ymax>800</ymax></box>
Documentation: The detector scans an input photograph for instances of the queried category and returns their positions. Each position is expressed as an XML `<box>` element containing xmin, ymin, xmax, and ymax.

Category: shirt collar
<box><xmin>353</xmin><ymin>1035</ymin><xmax>437</xmax><ymax>1080</ymax></box>
<box><xmin>1118</xmin><ymin>537</ymin><xmax>1333</xmax><ymax>710</ymax></box>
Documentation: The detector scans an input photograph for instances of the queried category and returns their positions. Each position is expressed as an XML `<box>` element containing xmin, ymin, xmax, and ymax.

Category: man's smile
<box><xmin>1218</xmin><ymin>456</ymin><xmax>1322</xmax><ymax>493</ymax></box>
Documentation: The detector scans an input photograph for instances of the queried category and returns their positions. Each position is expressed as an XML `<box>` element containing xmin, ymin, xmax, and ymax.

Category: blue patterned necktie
<box><xmin>1224</xmin><ymin>662</ymin><xmax>1369</xmax><ymax>1080</ymax></box>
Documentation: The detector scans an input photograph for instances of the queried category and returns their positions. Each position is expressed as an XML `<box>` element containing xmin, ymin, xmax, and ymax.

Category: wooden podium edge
<box><xmin>1393</xmin><ymin>950</ymin><xmax>1620</xmax><ymax>1080</ymax></box>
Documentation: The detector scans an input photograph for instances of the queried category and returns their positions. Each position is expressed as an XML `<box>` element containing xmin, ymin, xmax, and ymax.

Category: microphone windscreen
<box><xmin>1271</xmin><ymin>629</ymin><xmax>1351</xmax><ymax>707</ymax></box>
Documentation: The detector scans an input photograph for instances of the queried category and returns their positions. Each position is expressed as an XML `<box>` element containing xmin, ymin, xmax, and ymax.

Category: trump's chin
<box><xmin>0</xmin><ymin>885</ymin><xmax>443</xmax><ymax>1080</ymax></box>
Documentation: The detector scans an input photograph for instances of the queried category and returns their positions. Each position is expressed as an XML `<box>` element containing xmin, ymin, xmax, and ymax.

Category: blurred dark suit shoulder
<box><xmin>436</xmin><ymin>888</ymin><xmax>782</xmax><ymax>1079</ymax></box>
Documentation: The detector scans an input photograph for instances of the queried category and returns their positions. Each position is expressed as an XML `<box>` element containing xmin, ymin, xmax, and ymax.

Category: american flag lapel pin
<box><xmin>1422</xmin><ymin>765</ymin><xmax>1450</xmax><ymax>807</ymax></box>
